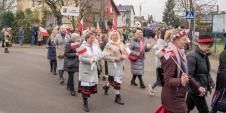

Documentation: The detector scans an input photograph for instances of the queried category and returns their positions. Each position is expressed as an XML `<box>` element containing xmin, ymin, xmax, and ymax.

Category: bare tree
<box><xmin>1</xmin><ymin>0</ymin><xmax>17</xmax><ymax>11</ymax></box>
<box><xmin>44</xmin><ymin>0</ymin><xmax>95</xmax><ymax>30</ymax></box>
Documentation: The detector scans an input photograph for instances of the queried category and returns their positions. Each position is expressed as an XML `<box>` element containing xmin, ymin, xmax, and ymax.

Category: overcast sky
<box><xmin>114</xmin><ymin>0</ymin><xmax>226</xmax><ymax>21</ymax></box>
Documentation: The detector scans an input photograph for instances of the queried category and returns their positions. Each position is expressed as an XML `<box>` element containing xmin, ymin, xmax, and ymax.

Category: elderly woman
<box><xmin>78</xmin><ymin>32</ymin><xmax>102</xmax><ymax>112</ymax></box>
<box><xmin>46</xmin><ymin>29</ymin><xmax>58</xmax><ymax>75</ymax></box>
<box><xmin>129</xmin><ymin>28</ymin><xmax>152</xmax><ymax>89</ymax></box>
<box><xmin>160</xmin><ymin>29</ymin><xmax>205</xmax><ymax>113</ymax></box>
<box><xmin>102</xmin><ymin>30</ymin><xmax>127</xmax><ymax>105</ymax></box>
<box><xmin>64</xmin><ymin>33</ymin><xmax>80</xmax><ymax>96</ymax></box>
<box><xmin>55</xmin><ymin>26</ymin><xmax>71</xmax><ymax>85</ymax></box>
<box><xmin>211</xmin><ymin>33</ymin><xmax>226</xmax><ymax>113</ymax></box>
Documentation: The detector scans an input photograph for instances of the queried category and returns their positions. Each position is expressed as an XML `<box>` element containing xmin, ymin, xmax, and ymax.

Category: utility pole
<box><xmin>139</xmin><ymin>4</ymin><xmax>141</xmax><ymax>17</ymax></box>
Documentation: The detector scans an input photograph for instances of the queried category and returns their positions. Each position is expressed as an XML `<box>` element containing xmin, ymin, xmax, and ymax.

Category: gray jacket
<box><xmin>79</xmin><ymin>42</ymin><xmax>102</xmax><ymax>83</ymax></box>
<box><xmin>129</xmin><ymin>38</ymin><xmax>151</xmax><ymax>75</ymax></box>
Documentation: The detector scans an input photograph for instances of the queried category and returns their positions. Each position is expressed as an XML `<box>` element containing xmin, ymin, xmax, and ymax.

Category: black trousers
<box><xmin>186</xmin><ymin>93</ymin><xmax>209</xmax><ymax>113</ymax></box>
<box><xmin>49</xmin><ymin>60</ymin><xmax>57</xmax><ymax>72</ymax></box>
<box><xmin>67</xmin><ymin>72</ymin><xmax>75</xmax><ymax>91</ymax></box>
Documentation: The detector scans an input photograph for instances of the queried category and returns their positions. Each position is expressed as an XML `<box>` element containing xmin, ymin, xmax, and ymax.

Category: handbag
<box><xmin>57</xmin><ymin>49</ymin><xmax>64</xmax><ymax>59</ymax></box>
<box><xmin>155</xmin><ymin>105</ymin><xmax>169</xmax><ymax>113</ymax></box>
<box><xmin>217</xmin><ymin>88</ymin><xmax>226</xmax><ymax>112</ymax></box>
<box><xmin>128</xmin><ymin>54</ymin><xmax>138</xmax><ymax>62</ymax></box>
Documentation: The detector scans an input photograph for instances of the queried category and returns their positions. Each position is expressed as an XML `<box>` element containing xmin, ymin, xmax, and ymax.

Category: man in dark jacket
<box><xmin>186</xmin><ymin>35</ymin><xmax>215</xmax><ymax>113</ymax></box>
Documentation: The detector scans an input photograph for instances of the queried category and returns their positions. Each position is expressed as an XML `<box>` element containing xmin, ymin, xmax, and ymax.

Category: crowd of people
<box><xmin>1</xmin><ymin>23</ymin><xmax>226</xmax><ymax>113</ymax></box>
<box><xmin>43</xmin><ymin>24</ymin><xmax>226</xmax><ymax>113</ymax></box>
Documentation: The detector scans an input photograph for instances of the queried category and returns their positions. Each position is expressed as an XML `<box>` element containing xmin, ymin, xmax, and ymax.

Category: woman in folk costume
<box><xmin>129</xmin><ymin>28</ymin><xmax>152</xmax><ymax>89</ymax></box>
<box><xmin>55</xmin><ymin>26</ymin><xmax>71</xmax><ymax>85</ymax></box>
<box><xmin>102</xmin><ymin>30</ymin><xmax>127</xmax><ymax>105</ymax></box>
<box><xmin>159</xmin><ymin>29</ymin><xmax>206</xmax><ymax>113</ymax></box>
<box><xmin>46</xmin><ymin>28</ymin><xmax>58</xmax><ymax>75</ymax></box>
<box><xmin>78</xmin><ymin>31</ymin><xmax>102</xmax><ymax>112</ymax></box>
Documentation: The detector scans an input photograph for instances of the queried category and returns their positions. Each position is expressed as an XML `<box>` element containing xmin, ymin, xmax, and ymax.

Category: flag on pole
<box><xmin>39</xmin><ymin>27</ymin><xmax>49</xmax><ymax>37</ymax></box>
<box><xmin>96</xmin><ymin>22</ymin><xmax>100</xmax><ymax>30</ymax></box>
<box><xmin>76</xmin><ymin>47</ymin><xmax>87</xmax><ymax>56</ymax></box>
<box><xmin>112</xmin><ymin>19</ymin><xmax>117</xmax><ymax>30</ymax></box>
<box><xmin>105</xmin><ymin>20</ymin><xmax>109</xmax><ymax>30</ymax></box>
<box><xmin>161</xmin><ymin>48</ymin><xmax>176</xmax><ymax>57</ymax></box>
<box><xmin>77</xmin><ymin>19</ymin><xmax>83</xmax><ymax>33</ymax></box>
<box><xmin>71</xmin><ymin>42</ymin><xmax>80</xmax><ymax>49</ymax></box>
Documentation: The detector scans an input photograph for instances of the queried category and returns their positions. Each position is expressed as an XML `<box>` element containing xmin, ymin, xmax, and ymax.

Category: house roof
<box><xmin>111</xmin><ymin>0</ymin><xmax>120</xmax><ymax>15</ymax></box>
<box><xmin>117</xmin><ymin>5</ymin><xmax>135</xmax><ymax>14</ymax></box>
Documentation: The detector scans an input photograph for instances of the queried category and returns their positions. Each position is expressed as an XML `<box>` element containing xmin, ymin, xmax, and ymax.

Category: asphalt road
<box><xmin>0</xmin><ymin>45</ymin><xmax>220</xmax><ymax>113</ymax></box>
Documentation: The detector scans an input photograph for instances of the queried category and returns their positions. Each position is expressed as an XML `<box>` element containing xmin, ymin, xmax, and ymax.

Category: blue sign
<box><xmin>186</xmin><ymin>11</ymin><xmax>195</xmax><ymax>19</ymax></box>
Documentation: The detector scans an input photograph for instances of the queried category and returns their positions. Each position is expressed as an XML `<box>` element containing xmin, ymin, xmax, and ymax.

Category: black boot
<box><xmin>5</xmin><ymin>48</ymin><xmax>9</xmax><ymax>53</ymax></box>
<box><xmin>83</xmin><ymin>96</ymin><xmax>90</xmax><ymax>112</ymax></box>
<box><xmin>70</xmin><ymin>90</ymin><xmax>77</xmax><ymax>96</ymax></box>
<box><xmin>115</xmin><ymin>94</ymin><xmax>124</xmax><ymax>105</ymax></box>
<box><xmin>131</xmin><ymin>75</ymin><xmax>138</xmax><ymax>86</ymax></box>
<box><xmin>103</xmin><ymin>85</ymin><xmax>109</xmax><ymax>95</ymax></box>
<box><xmin>59</xmin><ymin>70</ymin><xmax>64</xmax><ymax>85</ymax></box>
<box><xmin>138</xmin><ymin>75</ymin><xmax>146</xmax><ymax>89</ymax></box>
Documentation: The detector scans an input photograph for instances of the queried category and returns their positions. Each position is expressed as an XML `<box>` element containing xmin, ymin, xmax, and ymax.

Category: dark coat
<box><xmin>161</xmin><ymin>56</ymin><xmax>200</xmax><ymax>113</ymax></box>
<box><xmin>129</xmin><ymin>38</ymin><xmax>151</xmax><ymax>75</ymax></box>
<box><xmin>46</xmin><ymin>38</ymin><xmax>56</xmax><ymax>60</ymax></box>
<box><xmin>216</xmin><ymin>48</ymin><xmax>226</xmax><ymax>90</ymax></box>
<box><xmin>64</xmin><ymin>40</ymin><xmax>79</xmax><ymax>72</ymax></box>
<box><xmin>187</xmin><ymin>47</ymin><xmax>215</xmax><ymax>94</ymax></box>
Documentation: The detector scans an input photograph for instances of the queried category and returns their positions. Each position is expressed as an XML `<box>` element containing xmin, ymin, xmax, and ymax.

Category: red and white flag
<box><xmin>161</xmin><ymin>48</ymin><xmax>176</xmax><ymax>57</ymax></box>
<box><xmin>96</xmin><ymin>22</ymin><xmax>100</xmax><ymax>30</ymax></box>
<box><xmin>76</xmin><ymin>47</ymin><xmax>87</xmax><ymax>56</ymax></box>
<box><xmin>71</xmin><ymin>42</ymin><xmax>80</xmax><ymax>49</ymax></box>
<box><xmin>112</xmin><ymin>19</ymin><xmax>117</xmax><ymax>30</ymax></box>
<box><xmin>124</xmin><ymin>47</ymin><xmax>131</xmax><ymax>56</ymax></box>
<box><xmin>39</xmin><ymin>27</ymin><xmax>49</xmax><ymax>37</ymax></box>
<box><xmin>77</xmin><ymin>19</ymin><xmax>83</xmax><ymax>33</ymax></box>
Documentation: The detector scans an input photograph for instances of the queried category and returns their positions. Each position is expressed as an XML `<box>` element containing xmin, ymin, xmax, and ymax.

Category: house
<box><xmin>117</xmin><ymin>5</ymin><xmax>135</xmax><ymax>28</ymax></box>
<box><xmin>134</xmin><ymin>16</ymin><xmax>146</xmax><ymax>27</ymax></box>
<box><xmin>80</xmin><ymin>0</ymin><xmax>120</xmax><ymax>29</ymax></box>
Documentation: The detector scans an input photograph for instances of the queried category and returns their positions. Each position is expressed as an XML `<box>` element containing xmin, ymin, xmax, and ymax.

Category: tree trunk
<box><xmin>56</xmin><ymin>15</ymin><xmax>63</xmax><ymax>26</ymax></box>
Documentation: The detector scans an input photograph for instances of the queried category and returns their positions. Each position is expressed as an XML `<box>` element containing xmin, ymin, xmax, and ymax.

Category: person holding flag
<box><xmin>64</xmin><ymin>33</ymin><xmax>80</xmax><ymax>96</ymax></box>
<box><xmin>158</xmin><ymin>29</ymin><xmax>206</xmax><ymax>113</ymax></box>
<box><xmin>102</xmin><ymin>30</ymin><xmax>127</xmax><ymax>105</ymax></box>
<box><xmin>78</xmin><ymin>31</ymin><xmax>102</xmax><ymax>112</ymax></box>
<box><xmin>55</xmin><ymin>26</ymin><xmax>71</xmax><ymax>85</ymax></box>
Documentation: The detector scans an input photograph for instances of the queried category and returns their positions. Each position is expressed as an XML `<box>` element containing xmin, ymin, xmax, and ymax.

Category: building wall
<box><xmin>17</xmin><ymin>0</ymin><xmax>33</xmax><ymax>11</ymax></box>
<box><xmin>130</xmin><ymin>9</ymin><xmax>135</xmax><ymax>27</ymax></box>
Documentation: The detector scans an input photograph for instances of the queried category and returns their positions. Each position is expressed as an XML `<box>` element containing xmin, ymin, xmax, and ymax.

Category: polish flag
<box><xmin>71</xmin><ymin>42</ymin><xmax>80</xmax><ymax>49</ymax></box>
<box><xmin>112</xmin><ymin>19</ymin><xmax>116</xmax><ymax>30</ymax></box>
<box><xmin>39</xmin><ymin>27</ymin><xmax>49</xmax><ymax>37</ymax></box>
<box><xmin>105</xmin><ymin>20</ymin><xmax>109</xmax><ymax>30</ymax></box>
<box><xmin>76</xmin><ymin>47</ymin><xmax>87</xmax><ymax>56</ymax></box>
<box><xmin>96</xmin><ymin>22</ymin><xmax>100</xmax><ymax>30</ymax></box>
<box><xmin>160</xmin><ymin>48</ymin><xmax>176</xmax><ymax>56</ymax></box>
<box><xmin>124</xmin><ymin>47</ymin><xmax>131</xmax><ymax>56</ymax></box>
<box><xmin>77</xmin><ymin>19</ymin><xmax>83</xmax><ymax>33</ymax></box>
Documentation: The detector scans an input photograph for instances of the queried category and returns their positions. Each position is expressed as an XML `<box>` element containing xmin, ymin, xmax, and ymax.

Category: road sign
<box><xmin>61</xmin><ymin>6</ymin><xmax>79</xmax><ymax>16</ymax></box>
<box><xmin>186</xmin><ymin>11</ymin><xmax>195</xmax><ymax>19</ymax></box>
